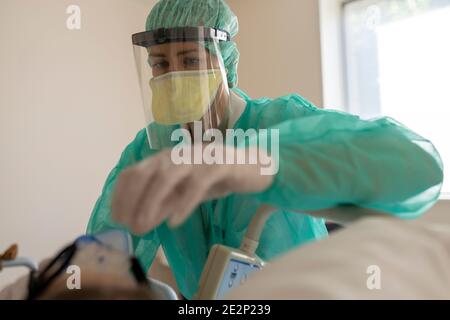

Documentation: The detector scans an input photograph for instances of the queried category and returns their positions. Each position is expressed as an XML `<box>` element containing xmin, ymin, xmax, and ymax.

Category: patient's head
<box><xmin>36</xmin><ymin>271</ymin><xmax>157</xmax><ymax>300</ymax></box>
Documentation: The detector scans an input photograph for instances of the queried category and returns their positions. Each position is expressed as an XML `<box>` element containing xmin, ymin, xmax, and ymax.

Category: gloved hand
<box><xmin>111</xmin><ymin>145</ymin><xmax>274</xmax><ymax>235</ymax></box>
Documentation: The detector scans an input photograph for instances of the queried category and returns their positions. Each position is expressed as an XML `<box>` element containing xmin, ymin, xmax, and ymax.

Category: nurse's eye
<box><xmin>151</xmin><ymin>61</ymin><xmax>169</xmax><ymax>70</ymax></box>
<box><xmin>183</xmin><ymin>57</ymin><xmax>201</xmax><ymax>67</ymax></box>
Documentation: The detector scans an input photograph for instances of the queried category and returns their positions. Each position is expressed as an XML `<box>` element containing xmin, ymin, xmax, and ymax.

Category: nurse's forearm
<box><xmin>255</xmin><ymin>118</ymin><xmax>443</xmax><ymax>218</ymax></box>
<box><xmin>301</xmin><ymin>205</ymin><xmax>394</xmax><ymax>226</ymax></box>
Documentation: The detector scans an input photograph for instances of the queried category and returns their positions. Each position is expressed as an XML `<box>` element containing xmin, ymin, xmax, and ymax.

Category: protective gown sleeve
<box><xmin>248</xmin><ymin>95</ymin><xmax>444</xmax><ymax>219</ymax></box>
<box><xmin>86</xmin><ymin>129</ymin><xmax>161</xmax><ymax>270</ymax></box>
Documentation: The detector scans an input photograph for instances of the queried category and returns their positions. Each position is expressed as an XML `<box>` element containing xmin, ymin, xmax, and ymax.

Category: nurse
<box><xmin>88</xmin><ymin>0</ymin><xmax>443</xmax><ymax>299</ymax></box>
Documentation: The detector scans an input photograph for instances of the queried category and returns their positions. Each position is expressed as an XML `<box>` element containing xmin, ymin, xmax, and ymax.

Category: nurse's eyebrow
<box><xmin>149</xmin><ymin>53</ymin><xmax>166</xmax><ymax>58</ymax></box>
<box><xmin>177</xmin><ymin>49</ymin><xmax>199</xmax><ymax>56</ymax></box>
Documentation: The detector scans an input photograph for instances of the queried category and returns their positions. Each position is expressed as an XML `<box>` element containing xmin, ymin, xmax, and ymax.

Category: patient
<box><xmin>37</xmin><ymin>271</ymin><xmax>157</xmax><ymax>300</ymax></box>
<box><xmin>0</xmin><ymin>267</ymin><xmax>158</xmax><ymax>300</ymax></box>
<box><xmin>0</xmin><ymin>235</ymin><xmax>174</xmax><ymax>300</ymax></box>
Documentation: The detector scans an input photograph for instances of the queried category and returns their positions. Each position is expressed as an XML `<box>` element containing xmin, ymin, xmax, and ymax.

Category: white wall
<box><xmin>227</xmin><ymin>0</ymin><xmax>324</xmax><ymax>107</ymax></box>
<box><xmin>0</xmin><ymin>0</ymin><xmax>156</xmax><ymax>289</ymax></box>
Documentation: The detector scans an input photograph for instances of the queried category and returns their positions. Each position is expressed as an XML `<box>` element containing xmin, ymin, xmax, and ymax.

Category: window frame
<box><xmin>319</xmin><ymin>0</ymin><xmax>449</xmax><ymax>200</ymax></box>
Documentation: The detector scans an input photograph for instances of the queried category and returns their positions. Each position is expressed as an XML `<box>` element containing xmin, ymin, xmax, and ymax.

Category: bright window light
<box><xmin>344</xmin><ymin>0</ymin><xmax>450</xmax><ymax>195</ymax></box>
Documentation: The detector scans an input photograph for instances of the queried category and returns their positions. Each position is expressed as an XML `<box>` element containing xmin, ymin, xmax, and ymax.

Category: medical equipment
<box><xmin>194</xmin><ymin>205</ymin><xmax>393</xmax><ymax>300</ymax></box>
<box><xmin>0</xmin><ymin>244</ymin><xmax>38</xmax><ymax>272</ymax></box>
<box><xmin>195</xmin><ymin>206</ymin><xmax>274</xmax><ymax>300</ymax></box>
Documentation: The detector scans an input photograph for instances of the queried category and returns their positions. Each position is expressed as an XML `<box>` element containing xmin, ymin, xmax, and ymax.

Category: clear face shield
<box><xmin>132</xmin><ymin>27</ymin><xmax>231</xmax><ymax>150</ymax></box>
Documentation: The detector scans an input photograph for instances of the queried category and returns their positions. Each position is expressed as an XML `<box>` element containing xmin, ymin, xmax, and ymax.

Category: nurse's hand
<box><xmin>111</xmin><ymin>146</ymin><xmax>274</xmax><ymax>235</ymax></box>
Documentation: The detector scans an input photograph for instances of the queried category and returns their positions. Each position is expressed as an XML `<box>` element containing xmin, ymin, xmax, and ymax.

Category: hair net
<box><xmin>145</xmin><ymin>0</ymin><xmax>240</xmax><ymax>88</ymax></box>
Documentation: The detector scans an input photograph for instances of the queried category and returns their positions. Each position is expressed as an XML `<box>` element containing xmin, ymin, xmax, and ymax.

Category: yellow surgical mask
<box><xmin>149</xmin><ymin>69</ymin><xmax>223</xmax><ymax>125</ymax></box>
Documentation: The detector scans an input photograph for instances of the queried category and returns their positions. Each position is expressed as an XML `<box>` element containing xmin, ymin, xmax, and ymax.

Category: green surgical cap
<box><xmin>145</xmin><ymin>0</ymin><xmax>240</xmax><ymax>87</ymax></box>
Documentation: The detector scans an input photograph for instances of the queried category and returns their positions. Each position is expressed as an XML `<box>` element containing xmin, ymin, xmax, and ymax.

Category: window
<box><xmin>342</xmin><ymin>0</ymin><xmax>450</xmax><ymax>195</ymax></box>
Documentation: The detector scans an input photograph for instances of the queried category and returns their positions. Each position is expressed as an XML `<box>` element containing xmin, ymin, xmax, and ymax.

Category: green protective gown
<box><xmin>87</xmin><ymin>89</ymin><xmax>443</xmax><ymax>299</ymax></box>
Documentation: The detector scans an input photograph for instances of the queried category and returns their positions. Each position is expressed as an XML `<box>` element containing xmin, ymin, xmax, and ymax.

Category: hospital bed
<box><xmin>2</xmin><ymin>208</ymin><xmax>449</xmax><ymax>300</ymax></box>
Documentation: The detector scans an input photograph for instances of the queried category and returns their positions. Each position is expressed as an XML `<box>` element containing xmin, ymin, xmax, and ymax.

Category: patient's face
<box><xmin>37</xmin><ymin>271</ymin><xmax>156</xmax><ymax>300</ymax></box>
